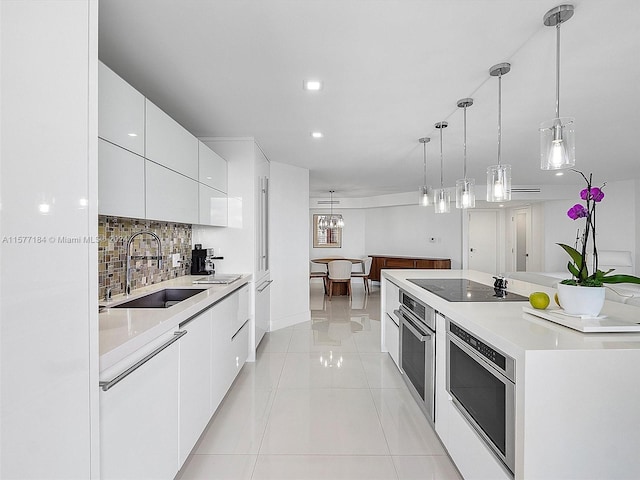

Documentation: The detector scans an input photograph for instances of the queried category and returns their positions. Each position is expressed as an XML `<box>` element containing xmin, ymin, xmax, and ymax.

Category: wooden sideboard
<box><xmin>369</xmin><ymin>255</ymin><xmax>451</xmax><ymax>282</ymax></box>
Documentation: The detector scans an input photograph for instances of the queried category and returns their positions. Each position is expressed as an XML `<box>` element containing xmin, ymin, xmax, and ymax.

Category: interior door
<box><xmin>468</xmin><ymin>211</ymin><xmax>498</xmax><ymax>274</ymax></box>
<box><xmin>515</xmin><ymin>210</ymin><xmax>528</xmax><ymax>271</ymax></box>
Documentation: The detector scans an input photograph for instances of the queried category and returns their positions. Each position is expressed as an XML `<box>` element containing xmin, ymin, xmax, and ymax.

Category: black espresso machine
<box><xmin>190</xmin><ymin>244</ymin><xmax>216</xmax><ymax>275</ymax></box>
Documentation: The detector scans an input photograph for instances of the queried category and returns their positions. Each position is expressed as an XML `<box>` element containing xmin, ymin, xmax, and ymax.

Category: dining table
<box><xmin>311</xmin><ymin>257</ymin><xmax>364</xmax><ymax>296</ymax></box>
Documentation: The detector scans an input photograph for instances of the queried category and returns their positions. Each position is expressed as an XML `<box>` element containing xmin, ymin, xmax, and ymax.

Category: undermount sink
<box><xmin>111</xmin><ymin>288</ymin><xmax>207</xmax><ymax>309</ymax></box>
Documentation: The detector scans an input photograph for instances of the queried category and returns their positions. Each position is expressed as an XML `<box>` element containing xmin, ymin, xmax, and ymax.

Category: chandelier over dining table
<box><xmin>318</xmin><ymin>190</ymin><xmax>344</xmax><ymax>231</ymax></box>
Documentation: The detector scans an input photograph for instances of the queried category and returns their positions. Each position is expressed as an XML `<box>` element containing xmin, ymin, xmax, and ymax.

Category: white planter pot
<box><xmin>557</xmin><ymin>283</ymin><xmax>606</xmax><ymax>317</ymax></box>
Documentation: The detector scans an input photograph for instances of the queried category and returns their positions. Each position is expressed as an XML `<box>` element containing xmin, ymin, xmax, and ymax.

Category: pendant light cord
<box><xmin>423</xmin><ymin>142</ymin><xmax>427</xmax><ymax>185</ymax></box>
<box><xmin>463</xmin><ymin>106</ymin><xmax>467</xmax><ymax>180</ymax></box>
<box><xmin>555</xmin><ymin>22</ymin><xmax>561</xmax><ymax>118</ymax></box>
<box><xmin>439</xmin><ymin>126</ymin><xmax>444</xmax><ymax>188</ymax></box>
<box><xmin>497</xmin><ymin>72</ymin><xmax>502</xmax><ymax>167</ymax></box>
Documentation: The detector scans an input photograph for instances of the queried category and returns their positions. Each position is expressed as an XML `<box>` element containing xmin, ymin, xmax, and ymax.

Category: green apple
<box><xmin>529</xmin><ymin>292</ymin><xmax>550</xmax><ymax>310</ymax></box>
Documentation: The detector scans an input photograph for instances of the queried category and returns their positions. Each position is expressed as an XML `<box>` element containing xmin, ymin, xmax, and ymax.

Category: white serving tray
<box><xmin>522</xmin><ymin>306</ymin><xmax>640</xmax><ymax>333</ymax></box>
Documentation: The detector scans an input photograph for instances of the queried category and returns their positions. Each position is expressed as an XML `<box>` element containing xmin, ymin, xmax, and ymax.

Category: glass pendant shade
<box><xmin>540</xmin><ymin>117</ymin><xmax>575</xmax><ymax>169</ymax></box>
<box><xmin>486</xmin><ymin>164</ymin><xmax>512</xmax><ymax>202</ymax></box>
<box><xmin>434</xmin><ymin>188</ymin><xmax>450</xmax><ymax>214</ymax></box>
<box><xmin>456</xmin><ymin>178</ymin><xmax>476</xmax><ymax>209</ymax></box>
<box><xmin>540</xmin><ymin>4</ymin><xmax>575</xmax><ymax>171</ymax></box>
<box><xmin>418</xmin><ymin>185</ymin><xmax>432</xmax><ymax>206</ymax></box>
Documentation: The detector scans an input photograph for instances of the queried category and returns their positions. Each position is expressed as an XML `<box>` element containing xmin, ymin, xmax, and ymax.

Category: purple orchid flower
<box><xmin>567</xmin><ymin>204</ymin><xmax>588</xmax><ymax>220</ymax></box>
<box><xmin>580</xmin><ymin>187</ymin><xmax>605</xmax><ymax>202</ymax></box>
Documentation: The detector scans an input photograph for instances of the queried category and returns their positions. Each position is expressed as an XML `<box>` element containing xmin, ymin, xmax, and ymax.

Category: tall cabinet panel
<box><xmin>145</xmin><ymin>99</ymin><xmax>199</xmax><ymax>180</ymax></box>
<box><xmin>199</xmin><ymin>138</ymin><xmax>270</xmax><ymax>358</ymax></box>
<box><xmin>1</xmin><ymin>2</ymin><xmax>99</xmax><ymax>478</ymax></box>
<box><xmin>98</xmin><ymin>61</ymin><xmax>145</xmax><ymax>155</ymax></box>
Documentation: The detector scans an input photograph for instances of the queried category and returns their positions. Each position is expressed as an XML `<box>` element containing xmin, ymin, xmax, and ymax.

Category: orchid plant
<box><xmin>558</xmin><ymin>170</ymin><xmax>640</xmax><ymax>287</ymax></box>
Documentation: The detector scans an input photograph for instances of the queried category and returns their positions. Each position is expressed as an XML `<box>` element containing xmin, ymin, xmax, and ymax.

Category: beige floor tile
<box><xmin>392</xmin><ymin>455</ymin><xmax>463</xmax><ymax>480</ymax></box>
<box><xmin>278</xmin><ymin>352</ymin><xmax>369</xmax><ymax>389</ymax></box>
<box><xmin>371</xmin><ymin>388</ymin><xmax>445</xmax><ymax>455</ymax></box>
<box><xmin>194</xmin><ymin>386</ymin><xmax>275</xmax><ymax>454</ymax></box>
<box><xmin>259</xmin><ymin>388</ymin><xmax>390</xmax><ymax>455</ymax></box>
<box><xmin>287</xmin><ymin>327</ymin><xmax>359</xmax><ymax>352</ymax></box>
<box><xmin>258</xmin><ymin>326</ymin><xmax>294</xmax><ymax>353</ymax></box>
<box><xmin>234</xmin><ymin>352</ymin><xmax>286</xmax><ymax>390</ymax></box>
<box><xmin>177</xmin><ymin>454</ymin><xmax>257</xmax><ymax>480</ymax></box>
<box><xmin>359</xmin><ymin>352</ymin><xmax>406</xmax><ymax>388</ymax></box>
<box><xmin>252</xmin><ymin>455</ymin><xmax>398</xmax><ymax>480</ymax></box>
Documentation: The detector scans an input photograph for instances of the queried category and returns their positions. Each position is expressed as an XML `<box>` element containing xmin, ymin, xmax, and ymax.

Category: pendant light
<box><xmin>326</xmin><ymin>190</ymin><xmax>344</xmax><ymax>229</ymax></box>
<box><xmin>540</xmin><ymin>4</ymin><xmax>575</xmax><ymax>170</ymax></box>
<box><xmin>418</xmin><ymin>137</ymin><xmax>432</xmax><ymax>206</ymax></box>
<box><xmin>433</xmin><ymin>122</ymin><xmax>450</xmax><ymax>214</ymax></box>
<box><xmin>487</xmin><ymin>62</ymin><xmax>512</xmax><ymax>202</ymax></box>
<box><xmin>456</xmin><ymin>98</ymin><xmax>475</xmax><ymax>209</ymax></box>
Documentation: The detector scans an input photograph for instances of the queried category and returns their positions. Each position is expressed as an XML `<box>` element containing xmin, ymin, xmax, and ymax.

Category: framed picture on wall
<box><xmin>313</xmin><ymin>214</ymin><xmax>342</xmax><ymax>248</ymax></box>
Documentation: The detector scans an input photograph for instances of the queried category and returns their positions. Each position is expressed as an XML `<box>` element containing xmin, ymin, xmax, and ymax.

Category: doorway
<box><xmin>513</xmin><ymin>207</ymin><xmax>531</xmax><ymax>272</ymax></box>
<box><xmin>467</xmin><ymin>210</ymin><xmax>499</xmax><ymax>274</ymax></box>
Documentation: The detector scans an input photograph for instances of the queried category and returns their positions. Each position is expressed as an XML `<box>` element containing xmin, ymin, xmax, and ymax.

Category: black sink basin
<box><xmin>111</xmin><ymin>288</ymin><xmax>207</xmax><ymax>309</ymax></box>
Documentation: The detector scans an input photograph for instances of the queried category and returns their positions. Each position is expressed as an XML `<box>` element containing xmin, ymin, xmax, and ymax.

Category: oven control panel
<box><xmin>449</xmin><ymin>321</ymin><xmax>506</xmax><ymax>371</ymax></box>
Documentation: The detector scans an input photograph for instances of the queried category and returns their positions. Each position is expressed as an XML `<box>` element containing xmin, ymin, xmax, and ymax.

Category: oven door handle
<box><xmin>396</xmin><ymin>309</ymin><xmax>431</xmax><ymax>342</ymax></box>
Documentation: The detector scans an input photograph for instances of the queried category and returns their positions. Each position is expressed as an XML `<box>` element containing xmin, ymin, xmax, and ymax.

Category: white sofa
<box><xmin>504</xmin><ymin>251</ymin><xmax>640</xmax><ymax>307</ymax></box>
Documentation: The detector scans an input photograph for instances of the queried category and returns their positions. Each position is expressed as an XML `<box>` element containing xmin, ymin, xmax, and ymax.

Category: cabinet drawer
<box><xmin>384</xmin><ymin>258</ymin><xmax>416</xmax><ymax>268</ymax></box>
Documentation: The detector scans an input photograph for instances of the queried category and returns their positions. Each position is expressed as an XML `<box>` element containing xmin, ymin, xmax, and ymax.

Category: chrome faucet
<box><xmin>125</xmin><ymin>231</ymin><xmax>162</xmax><ymax>295</ymax></box>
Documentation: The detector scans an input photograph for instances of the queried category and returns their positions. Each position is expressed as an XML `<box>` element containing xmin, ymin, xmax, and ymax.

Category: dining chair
<box><xmin>327</xmin><ymin>260</ymin><xmax>353</xmax><ymax>300</ymax></box>
<box><xmin>309</xmin><ymin>261</ymin><xmax>328</xmax><ymax>294</ymax></box>
<box><xmin>351</xmin><ymin>256</ymin><xmax>373</xmax><ymax>294</ymax></box>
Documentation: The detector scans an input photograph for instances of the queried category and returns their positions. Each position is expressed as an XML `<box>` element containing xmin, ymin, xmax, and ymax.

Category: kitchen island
<box><xmin>382</xmin><ymin>269</ymin><xmax>640</xmax><ymax>480</ymax></box>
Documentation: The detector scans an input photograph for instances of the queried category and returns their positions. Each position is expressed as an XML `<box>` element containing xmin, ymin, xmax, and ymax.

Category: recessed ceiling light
<box><xmin>499</xmin><ymin>204</ymin><xmax>505</xmax><ymax>208</ymax></box>
<box><xmin>555</xmin><ymin>171</ymin><xmax>564</xmax><ymax>176</ymax></box>
<box><xmin>311</xmin><ymin>132</ymin><xmax>323</xmax><ymax>138</ymax></box>
<box><xmin>128</xmin><ymin>133</ymin><xmax>138</xmax><ymax>137</ymax></box>
<box><xmin>304</xmin><ymin>80</ymin><xmax>323</xmax><ymax>91</ymax></box>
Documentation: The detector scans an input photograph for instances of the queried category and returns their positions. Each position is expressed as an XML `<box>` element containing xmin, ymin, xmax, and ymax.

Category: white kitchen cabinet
<box><xmin>100</xmin><ymin>332</ymin><xmax>182</xmax><ymax>480</ymax></box>
<box><xmin>384</xmin><ymin>313</ymin><xmax>400</xmax><ymax>368</ymax></box>
<box><xmin>385</xmin><ymin>280</ymin><xmax>400</xmax><ymax>319</ymax></box>
<box><xmin>210</xmin><ymin>286</ymin><xmax>250</xmax><ymax>412</ymax></box>
<box><xmin>145</xmin><ymin>160</ymin><xmax>198</xmax><ymax>224</ymax></box>
<box><xmin>145</xmin><ymin>99</ymin><xmax>199</xmax><ymax>180</ymax></box>
<box><xmin>178</xmin><ymin>310</ymin><xmax>212</xmax><ymax>466</ymax></box>
<box><xmin>199</xmin><ymin>183</ymin><xmax>228</xmax><ymax>226</ymax></box>
<box><xmin>199</xmin><ymin>140</ymin><xmax>227</xmax><ymax>193</ymax></box>
<box><xmin>255</xmin><ymin>275</ymin><xmax>271</xmax><ymax>348</ymax></box>
<box><xmin>98</xmin><ymin>61</ymin><xmax>145</xmax><ymax>155</ymax></box>
<box><xmin>98</xmin><ymin>138</ymin><xmax>145</xmax><ymax>218</ymax></box>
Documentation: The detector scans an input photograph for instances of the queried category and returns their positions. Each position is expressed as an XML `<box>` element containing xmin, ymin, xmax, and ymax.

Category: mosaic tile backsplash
<box><xmin>98</xmin><ymin>216</ymin><xmax>192</xmax><ymax>300</ymax></box>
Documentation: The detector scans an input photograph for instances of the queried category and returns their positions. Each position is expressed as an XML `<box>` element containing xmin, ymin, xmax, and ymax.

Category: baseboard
<box><xmin>270</xmin><ymin>310</ymin><xmax>311</xmax><ymax>331</ymax></box>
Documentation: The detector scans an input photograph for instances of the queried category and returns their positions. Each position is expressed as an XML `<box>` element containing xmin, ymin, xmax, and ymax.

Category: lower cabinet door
<box><xmin>178</xmin><ymin>310</ymin><xmax>212</xmax><ymax>465</ymax></box>
<box><xmin>384</xmin><ymin>313</ymin><xmax>400</xmax><ymax>368</ymax></box>
<box><xmin>230</xmin><ymin>319</ymin><xmax>250</xmax><ymax>380</ymax></box>
<box><xmin>211</xmin><ymin>294</ymin><xmax>237</xmax><ymax>412</ymax></box>
<box><xmin>100</xmin><ymin>334</ymin><xmax>180</xmax><ymax>480</ymax></box>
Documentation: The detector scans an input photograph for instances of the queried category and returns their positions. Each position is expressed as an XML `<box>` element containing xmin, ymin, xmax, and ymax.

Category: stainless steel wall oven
<box><xmin>396</xmin><ymin>290</ymin><xmax>436</xmax><ymax>423</ymax></box>
<box><xmin>446</xmin><ymin>319</ymin><xmax>516</xmax><ymax>475</ymax></box>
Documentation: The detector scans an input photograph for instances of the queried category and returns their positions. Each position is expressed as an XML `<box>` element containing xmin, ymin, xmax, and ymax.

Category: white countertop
<box><xmin>383</xmin><ymin>269</ymin><xmax>640</xmax><ymax>359</ymax></box>
<box><xmin>99</xmin><ymin>274</ymin><xmax>251</xmax><ymax>371</ymax></box>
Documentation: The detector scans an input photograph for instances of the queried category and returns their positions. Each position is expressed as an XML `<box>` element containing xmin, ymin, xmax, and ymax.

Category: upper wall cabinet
<box><xmin>145</xmin><ymin>100</ymin><xmax>198</xmax><ymax>180</ymax></box>
<box><xmin>98</xmin><ymin>62</ymin><xmax>145</xmax><ymax>156</ymax></box>
<box><xmin>98</xmin><ymin>139</ymin><xmax>146</xmax><ymax>219</ymax></box>
<box><xmin>146</xmin><ymin>161</ymin><xmax>198</xmax><ymax>225</ymax></box>
<box><xmin>198</xmin><ymin>141</ymin><xmax>227</xmax><ymax>194</ymax></box>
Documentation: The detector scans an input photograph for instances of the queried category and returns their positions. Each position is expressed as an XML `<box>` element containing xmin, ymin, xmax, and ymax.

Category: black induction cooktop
<box><xmin>408</xmin><ymin>278</ymin><xmax>528</xmax><ymax>302</ymax></box>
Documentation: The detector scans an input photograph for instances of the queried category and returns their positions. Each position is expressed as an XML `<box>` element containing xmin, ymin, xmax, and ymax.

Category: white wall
<box><xmin>365</xmin><ymin>205</ymin><xmax>463</xmax><ymax>269</ymax></box>
<box><xmin>636</xmin><ymin>179</ymin><xmax>640</xmax><ymax>274</ymax></box>
<box><xmin>1</xmin><ymin>1</ymin><xmax>99</xmax><ymax>477</ymax></box>
<box><xmin>543</xmin><ymin>179</ymin><xmax>637</xmax><ymax>274</ymax></box>
<box><xmin>270</xmin><ymin>162</ymin><xmax>310</xmax><ymax>330</ymax></box>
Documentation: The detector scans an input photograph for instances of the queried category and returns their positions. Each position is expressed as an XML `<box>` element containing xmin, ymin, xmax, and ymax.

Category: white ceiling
<box><xmin>98</xmin><ymin>0</ymin><xmax>640</xmax><ymax>198</ymax></box>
